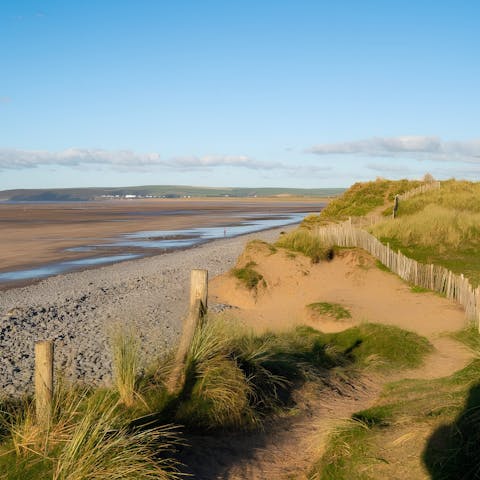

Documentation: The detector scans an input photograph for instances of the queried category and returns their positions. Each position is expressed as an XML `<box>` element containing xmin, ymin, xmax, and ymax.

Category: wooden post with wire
<box><xmin>167</xmin><ymin>269</ymin><xmax>208</xmax><ymax>394</ymax></box>
<box><xmin>35</xmin><ymin>340</ymin><xmax>54</xmax><ymax>428</ymax></box>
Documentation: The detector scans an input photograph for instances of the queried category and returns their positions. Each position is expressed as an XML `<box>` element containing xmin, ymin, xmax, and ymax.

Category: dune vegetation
<box><xmin>317</xmin><ymin>178</ymin><xmax>422</xmax><ymax>221</ymax></box>
<box><xmin>231</xmin><ymin>261</ymin><xmax>265</xmax><ymax>290</ymax></box>
<box><xmin>300</xmin><ymin>178</ymin><xmax>480</xmax><ymax>285</ymax></box>
<box><xmin>309</xmin><ymin>333</ymin><xmax>480</xmax><ymax>480</ymax></box>
<box><xmin>4</xmin><ymin>177</ymin><xmax>480</xmax><ymax>478</ymax></box>
<box><xmin>307</xmin><ymin>302</ymin><xmax>352</xmax><ymax>320</ymax></box>
<box><xmin>370</xmin><ymin>180</ymin><xmax>480</xmax><ymax>285</ymax></box>
<box><xmin>0</xmin><ymin>316</ymin><xmax>433</xmax><ymax>478</ymax></box>
<box><xmin>276</xmin><ymin>229</ymin><xmax>335</xmax><ymax>263</ymax></box>
<box><xmin>302</xmin><ymin>178</ymin><xmax>480</xmax><ymax>479</ymax></box>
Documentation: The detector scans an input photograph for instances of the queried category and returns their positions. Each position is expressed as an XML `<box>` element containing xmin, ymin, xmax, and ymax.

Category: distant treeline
<box><xmin>0</xmin><ymin>185</ymin><xmax>344</xmax><ymax>202</ymax></box>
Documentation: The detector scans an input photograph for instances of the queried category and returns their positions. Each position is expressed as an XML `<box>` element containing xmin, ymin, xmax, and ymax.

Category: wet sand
<box><xmin>0</xmin><ymin>198</ymin><xmax>324</xmax><ymax>274</ymax></box>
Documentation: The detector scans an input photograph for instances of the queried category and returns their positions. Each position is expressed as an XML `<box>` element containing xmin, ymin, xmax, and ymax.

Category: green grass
<box><xmin>231</xmin><ymin>261</ymin><xmax>265</xmax><ymax>290</ymax></box>
<box><xmin>410</xmin><ymin>285</ymin><xmax>431</xmax><ymax>293</ymax></box>
<box><xmin>110</xmin><ymin>325</ymin><xmax>140</xmax><ymax>407</ymax></box>
<box><xmin>325</xmin><ymin>323</ymin><xmax>433</xmax><ymax>371</ymax></box>
<box><xmin>245</xmin><ymin>239</ymin><xmax>277</xmax><ymax>255</ymax></box>
<box><xmin>317</xmin><ymin>179</ymin><xmax>421</xmax><ymax>221</ymax></box>
<box><xmin>0</xmin><ymin>388</ymin><xmax>181</xmax><ymax>480</ymax></box>
<box><xmin>450</xmin><ymin>327</ymin><xmax>480</xmax><ymax>351</ymax></box>
<box><xmin>370</xmin><ymin>180</ymin><xmax>480</xmax><ymax>286</ymax></box>
<box><xmin>276</xmin><ymin>229</ymin><xmax>334</xmax><ymax>263</ymax></box>
<box><xmin>309</xmin><ymin>420</ymin><xmax>375</xmax><ymax>480</ymax></box>
<box><xmin>374</xmin><ymin>260</ymin><xmax>390</xmax><ymax>272</ymax></box>
<box><xmin>307</xmin><ymin>302</ymin><xmax>352</xmax><ymax>320</ymax></box>
<box><xmin>309</xmin><ymin>328</ymin><xmax>480</xmax><ymax>480</ymax></box>
<box><xmin>0</xmin><ymin>319</ymin><xmax>434</xmax><ymax>477</ymax></box>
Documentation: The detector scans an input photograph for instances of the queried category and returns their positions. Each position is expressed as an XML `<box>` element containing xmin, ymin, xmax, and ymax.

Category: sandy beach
<box><xmin>0</xmin><ymin>198</ymin><xmax>323</xmax><ymax>276</ymax></box>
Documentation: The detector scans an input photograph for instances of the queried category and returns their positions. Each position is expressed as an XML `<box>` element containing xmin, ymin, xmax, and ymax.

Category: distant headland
<box><xmin>0</xmin><ymin>185</ymin><xmax>344</xmax><ymax>202</ymax></box>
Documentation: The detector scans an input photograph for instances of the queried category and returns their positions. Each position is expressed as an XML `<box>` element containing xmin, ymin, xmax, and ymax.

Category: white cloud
<box><xmin>168</xmin><ymin>155</ymin><xmax>283</xmax><ymax>170</ymax></box>
<box><xmin>366</xmin><ymin>163</ymin><xmax>414</xmax><ymax>174</ymax></box>
<box><xmin>307</xmin><ymin>136</ymin><xmax>480</xmax><ymax>163</ymax></box>
<box><xmin>0</xmin><ymin>148</ymin><xmax>162</xmax><ymax>170</ymax></box>
<box><xmin>0</xmin><ymin>148</ymin><xmax>327</xmax><ymax>174</ymax></box>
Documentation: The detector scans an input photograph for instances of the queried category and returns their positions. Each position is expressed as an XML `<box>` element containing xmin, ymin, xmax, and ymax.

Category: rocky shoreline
<box><xmin>0</xmin><ymin>228</ymin><xmax>283</xmax><ymax>397</ymax></box>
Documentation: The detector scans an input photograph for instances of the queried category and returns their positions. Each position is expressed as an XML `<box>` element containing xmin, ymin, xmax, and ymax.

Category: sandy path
<box><xmin>197</xmin><ymin>244</ymin><xmax>475</xmax><ymax>479</ymax></box>
<box><xmin>180</xmin><ymin>377</ymin><xmax>381</xmax><ymax>480</ymax></box>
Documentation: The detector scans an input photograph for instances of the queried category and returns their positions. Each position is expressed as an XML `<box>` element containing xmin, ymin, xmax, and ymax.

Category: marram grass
<box><xmin>276</xmin><ymin>229</ymin><xmax>334</xmax><ymax>263</ymax></box>
<box><xmin>1</xmin><ymin>386</ymin><xmax>180</xmax><ymax>480</ymax></box>
<box><xmin>53</xmin><ymin>393</ymin><xmax>180</xmax><ymax>480</ymax></box>
<box><xmin>110</xmin><ymin>325</ymin><xmax>140</xmax><ymax>407</ymax></box>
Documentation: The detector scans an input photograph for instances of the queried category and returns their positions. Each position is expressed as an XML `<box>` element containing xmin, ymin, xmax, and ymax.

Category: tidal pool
<box><xmin>0</xmin><ymin>212</ymin><xmax>307</xmax><ymax>285</ymax></box>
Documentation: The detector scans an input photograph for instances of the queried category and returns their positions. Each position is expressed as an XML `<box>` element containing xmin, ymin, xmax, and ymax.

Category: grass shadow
<box><xmin>423</xmin><ymin>383</ymin><xmax>480</xmax><ymax>479</ymax></box>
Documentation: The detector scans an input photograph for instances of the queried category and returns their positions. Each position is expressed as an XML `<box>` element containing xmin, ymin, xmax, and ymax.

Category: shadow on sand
<box><xmin>423</xmin><ymin>383</ymin><xmax>480</xmax><ymax>479</ymax></box>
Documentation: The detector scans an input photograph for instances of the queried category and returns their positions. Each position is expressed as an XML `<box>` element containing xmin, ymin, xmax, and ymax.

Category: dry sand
<box><xmin>211</xmin><ymin>245</ymin><xmax>472</xmax><ymax>378</ymax></box>
<box><xmin>182</xmin><ymin>243</ymin><xmax>475</xmax><ymax>479</ymax></box>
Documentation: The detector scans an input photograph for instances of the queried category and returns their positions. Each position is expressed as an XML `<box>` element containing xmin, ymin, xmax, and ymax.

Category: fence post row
<box><xmin>167</xmin><ymin>269</ymin><xmax>209</xmax><ymax>394</ymax></box>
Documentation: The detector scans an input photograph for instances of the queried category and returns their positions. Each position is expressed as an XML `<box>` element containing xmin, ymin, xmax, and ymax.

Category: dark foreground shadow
<box><xmin>423</xmin><ymin>383</ymin><xmax>480</xmax><ymax>479</ymax></box>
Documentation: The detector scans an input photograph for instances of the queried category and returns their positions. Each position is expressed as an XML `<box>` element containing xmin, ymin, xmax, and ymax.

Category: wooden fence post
<box><xmin>167</xmin><ymin>269</ymin><xmax>208</xmax><ymax>394</ymax></box>
<box><xmin>392</xmin><ymin>195</ymin><xmax>399</xmax><ymax>218</ymax></box>
<box><xmin>190</xmin><ymin>269</ymin><xmax>208</xmax><ymax>317</ymax></box>
<box><xmin>35</xmin><ymin>340</ymin><xmax>54</xmax><ymax>428</ymax></box>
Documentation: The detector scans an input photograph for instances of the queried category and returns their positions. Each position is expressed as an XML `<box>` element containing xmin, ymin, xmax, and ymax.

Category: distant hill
<box><xmin>0</xmin><ymin>185</ymin><xmax>344</xmax><ymax>202</ymax></box>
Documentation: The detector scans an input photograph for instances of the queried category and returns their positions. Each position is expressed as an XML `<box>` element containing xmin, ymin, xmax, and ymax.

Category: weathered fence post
<box><xmin>190</xmin><ymin>269</ymin><xmax>208</xmax><ymax>318</ymax></box>
<box><xmin>392</xmin><ymin>195</ymin><xmax>399</xmax><ymax>218</ymax></box>
<box><xmin>35</xmin><ymin>340</ymin><xmax>54</xmax><ymax>428</ymax></box>
<box><xmin>167</xmin><ymin>269</ymin><xmax>208</xmax><ymax>394</ymax></box>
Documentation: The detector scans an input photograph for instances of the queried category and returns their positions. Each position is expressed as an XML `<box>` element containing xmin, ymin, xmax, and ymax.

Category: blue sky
<box><xmin>1</xmin><ymin>0</ymin><xmax>479</xmax><ymax>189</ymax></box>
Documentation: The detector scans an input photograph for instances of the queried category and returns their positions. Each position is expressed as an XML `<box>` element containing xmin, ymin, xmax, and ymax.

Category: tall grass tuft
<box><xmin>110</xmin><ymin>325</ymin><xmax>140</xmax><ymax>407</ymax></box>
<box><xmin>2</xmin><ymin>384</ymin><xmax>180</xmax><ymax>479</ymax></box>
<box><xmin>276</xmin><ymin>229</ymin><xmax>334</xmax><ymax>263</ymax></box>
<box><xmin>178</xmin><ymin>317</ymin><xmax>258</xmax><ymax>429</ymax></box>
<box><xmin>53</xmin><ymin>393</ymin><xmax>180</xmax><ymax>480</ymax></box>
<box><xmin>8</xmin><ymin>380</ymin><xmax>88</xmax><ymax>458</ymax></box>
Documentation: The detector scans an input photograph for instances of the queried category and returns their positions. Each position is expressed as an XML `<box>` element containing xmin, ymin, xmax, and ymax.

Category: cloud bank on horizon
<box><xmin>307</xmin><ymin>136</ymin><xmax>480</xmax><ymax>162</ymax></box>
<box><xmin>0</xmin><ymin>148</ymin><xmax>331</xmax><ymax>174</ymax></box>
<box><xmin>2</xmin><ymin>137</ymin><xmax>480</xmax><ymax>178</ymax></box>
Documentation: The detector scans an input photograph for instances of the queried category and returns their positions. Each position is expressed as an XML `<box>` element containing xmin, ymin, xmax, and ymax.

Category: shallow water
<box><xmin>0</xmin><ymin>212</ymin><xmax>306</xmax><ymax>284</ymax></box>
<box><xmin>0</xmin><ymin>254</ymin><xmax>142</xmax><ymax>282</ymax></box>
